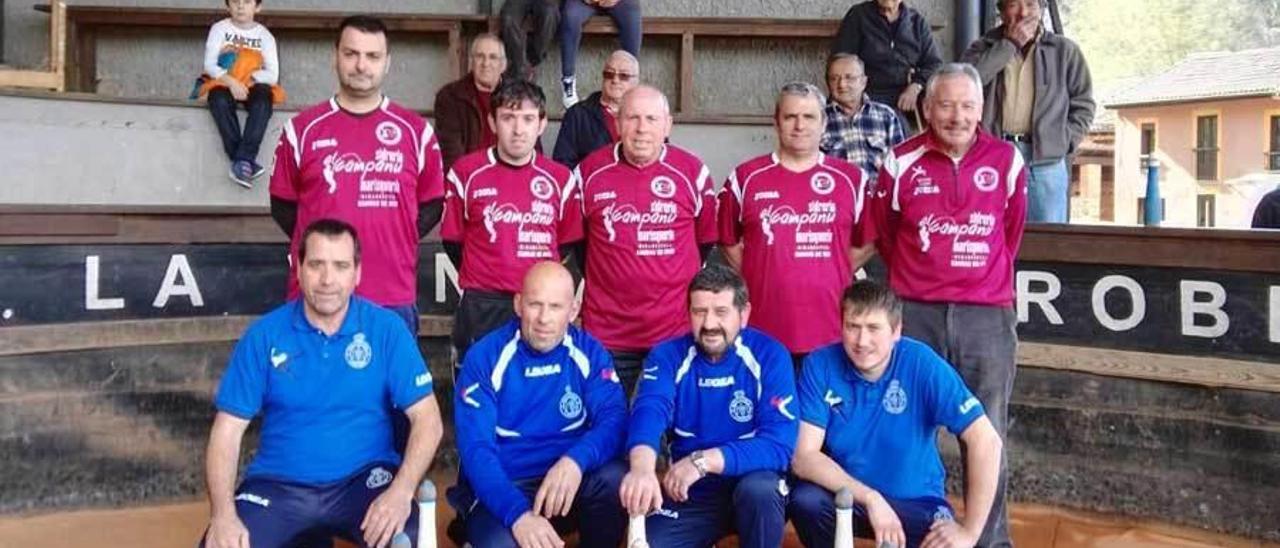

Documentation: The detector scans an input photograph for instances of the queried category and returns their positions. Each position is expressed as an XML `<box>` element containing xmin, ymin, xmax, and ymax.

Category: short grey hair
<box><xmin>996</xmin><ymin>0</ymin><xmax>1048</xmax><ymax>8</ymax></box>
<box><xmin>825</xmin><ymin>52</ymin><xmax>865</xmax><ymax>77</ymax></box>
<box><xmin>775</xmin><ymin>81</ymin><xmax>827</xmax><ymax>118</ymax></box>
<box><xmin>924</xmin><ymin>63</ymin><xmax>983</xmax><ymax>102</ymax></box>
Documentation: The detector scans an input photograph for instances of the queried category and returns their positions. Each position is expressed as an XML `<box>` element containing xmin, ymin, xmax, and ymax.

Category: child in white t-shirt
<box><xmin>193</xmin><ymin>0</ymin><xmax>284</xmax><ymax>188</ymax></box>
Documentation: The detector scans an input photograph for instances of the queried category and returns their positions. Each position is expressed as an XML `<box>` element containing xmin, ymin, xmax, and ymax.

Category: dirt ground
<box><xmin>1</xmin><ymin>490</ymin><xmax>1274</xmax><ymax>548</ymax></box>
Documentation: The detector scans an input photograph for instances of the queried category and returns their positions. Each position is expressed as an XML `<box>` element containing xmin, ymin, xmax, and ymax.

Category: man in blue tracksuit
<box><xmin>789</xmin><ymin>281</ymin><xmax>1003</xmax><ymax>548</ymax></box>
<box><xmin>620</xmin><ymin>265</ymin><xmax>799</xmax><ymax>548</ymax></box>
<box><xmin>451</xmin><ymin>261</ymin><xmax>628</xmax><ymax>548</ymax></box>
<box><xmin>202</xmin><ymin>219</ymin><xmax>444</xmax><ymax>548</ymax></box>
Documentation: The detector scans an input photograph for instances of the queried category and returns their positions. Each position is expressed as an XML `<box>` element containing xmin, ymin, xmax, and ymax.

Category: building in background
<box><xmin>1106</xmin><ymin>47</ymin><xmax>1280</xmax><ymax>228</ymax></box>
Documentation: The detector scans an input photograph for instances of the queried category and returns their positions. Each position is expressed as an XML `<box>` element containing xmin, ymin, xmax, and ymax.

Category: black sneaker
<box><xmin>249</xmin><ymin>161</ymin><xmax>266</xmax><ymax>180</ymax></box>
<box><xmin>229</xmin><ymin>160</ymin><xmax>254</xmax><ymax>189</ymax></box>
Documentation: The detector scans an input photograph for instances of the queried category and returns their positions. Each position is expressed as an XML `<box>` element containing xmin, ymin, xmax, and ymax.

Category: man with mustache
<box><xmin>719</xmin><ymin>82</ymin><xmax>871</xmax><ymax>369</ymax></box>
<box><xmin>620</xmin><ymin>265</ymin><xmax>798</xmax><ymax>548</ymax></box>
<box><xmin>789</xmin><ymin>280</ymin><xmax>1002</xmax><ymax>548</ymax></box>
<box><xmin>860</xmin><ymin>63</ymin><xmax>1026</xmax><ymax>548</ymax></box>
<box><xmin>451</xmin><ymin>261</ymin><xmax>629</xmax><ymax>548</ymax></box>
<box><xmin>572</xmin><ymin>85</ymin><xmax>718</xmax><ymax>396</ymax></box>
<box><xmin>441</xmin><ymin>80</ymin><xmax>583</xmax><ymax>370</ymax></box>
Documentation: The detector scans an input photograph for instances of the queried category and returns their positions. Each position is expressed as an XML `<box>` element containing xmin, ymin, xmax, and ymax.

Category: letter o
<box><xmin>1092</xmin><ymin>275</ymin><xmax>1146</xmax><ymax>332</ymax></box>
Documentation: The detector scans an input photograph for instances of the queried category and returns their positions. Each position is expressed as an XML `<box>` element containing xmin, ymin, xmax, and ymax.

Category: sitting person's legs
<box><xmin>206</xmin><ymin>87</ymin><xmax>242</xmax><ymax>162</ymax></box>
<box><xmin>730</xmin><ymin>470</ymin><xmax>788</xmax><ymax>548</ymax></box>
<box><xmin>201</xmin><ymin>477</ymin><xmax>327</xmax><ymax>548</ymax></box>
<box><xmin>788</xmin><ymin>479</ymin><xmax>952</xmax><ymax>548</ymax></box>
<box><xmin>328</xmin><ymin>463</ymin><xmax>421</xmax><ymax>546</ymax></box>
<box><xmin>238</xmin><ymin>83</ymin><xmax>275</xmax><ymax>173</ymax></box>
<box><xmin>645</xmin><ymin>475</ymin><xmax>732</xmax><ymax>548</ymax></box>
<box><xmin>454</xmin><ymin>461</ymin><xmax>627</xmax><ymax>547</ymax></box>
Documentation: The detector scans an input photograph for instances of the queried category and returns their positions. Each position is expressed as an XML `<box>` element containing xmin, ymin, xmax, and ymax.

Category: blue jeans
<box><xmin>1014</xmin><ymin>142</ymin><xmax>1070</xmax><ymax>223</ymax></box>
<box><xmin>560</xmin><ymin>0</ymin><xmax>642</xmax><ymax>78</ymax></box>
<box><xmin>207</xmin><ymin>83</ymin><xmax>273</xmax><ymax>164</ymax></box>
<box><xmin>788</xmin><ymin>480</ymin><xmax>954</xmax><ymax>548</ymax></box>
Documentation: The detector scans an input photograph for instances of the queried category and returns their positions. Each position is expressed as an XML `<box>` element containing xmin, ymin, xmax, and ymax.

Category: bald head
<box><xmin>514</xmin><ymin>261</ymin><xmax>579</xmax><ymax>352</ymax></box>
<box><xmin>618</xmin><ymin>85</ymin><xmax>672</xmax><ymax>167</ymax></box>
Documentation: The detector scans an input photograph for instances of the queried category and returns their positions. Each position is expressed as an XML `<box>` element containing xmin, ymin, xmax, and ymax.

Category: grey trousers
<box><xmin>901</xmin><ymin>300</ymin><xmax>1016</xmax><ymax>548</ymax></box>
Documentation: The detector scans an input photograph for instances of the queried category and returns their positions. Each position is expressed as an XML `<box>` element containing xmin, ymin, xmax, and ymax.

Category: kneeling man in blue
<box><xmin>789</xmin><ymin>280</ymin><xmax>1003</xmax><ymax>548</ymax></box>
<box><xmin>450</xmin><ymin>261</ymin><xmax>629</xmax><ymax>548</ymax></box>
<box><xmin>202</xmin><ymin>218</ymin><xmax>444</xmax><ymax>548</ymax></box>
<box><xmin>620</xmin><ymin>265</ymin><xmax>799</xmax><ymax>548</ymax></box>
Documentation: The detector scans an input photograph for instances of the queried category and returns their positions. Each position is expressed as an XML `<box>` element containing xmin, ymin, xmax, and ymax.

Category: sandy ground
<box><xmin>1</xmin><ymin>492</ymin><xmax>1275</xmax><ymax>548</ymax></box>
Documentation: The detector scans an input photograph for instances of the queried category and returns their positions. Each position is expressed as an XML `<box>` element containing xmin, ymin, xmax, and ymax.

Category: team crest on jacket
<box><xmin>375</xmin><ymin>121</ymin><xmax>402</xmax><ymax>146</ymax></box>
<box><xmin>973</xmin><ymin>167</ymin><xmax>999</xmax><ymax>192</ymax></box>
<box><xmin>729</xmin><ymin>390</ymin><xmax>754</xmax><ymax>423</ymax></box>
<box><xmin>810</xmin><ymin>172</ymin><xmax>836</xmax><ymax>195</ymax></box>
<box><xmin>530</xmin><ymin>176</ymin><xmax>555</xmax><ymax>200</ymax></box>
<box><xmin>883</xmin><ymin>379</ymin><xmax>907</xmax><ymax>414</ymax></box>
<box><xmin>345</xmin><ymin>333</ymin><xmax>372</xmax><ymax>370</ymax></box>
<box><xmin>650</xmin><ymin>176</ymin><xmax>677</xmax><ymax>199</ymax></box>
<box><xmin>559</xmin><ymin>385</ymin><xmax>583</xmax><ymax>419</ymax></box>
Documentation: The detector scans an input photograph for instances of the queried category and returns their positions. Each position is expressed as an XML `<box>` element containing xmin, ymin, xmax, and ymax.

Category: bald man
<box><xmin>572</xmin><ymin>85</ymin><xmax>718</xmax><ymax>396</ymax></box>
<box><xmin>450</xmin><ymin>262</ymin><xmax>629</xmax><ymax>548</ymax></box>
<box><xmin>553</xmin><ymin>50</ymin><xmax>641</xmax><ymax>169</ymax></box>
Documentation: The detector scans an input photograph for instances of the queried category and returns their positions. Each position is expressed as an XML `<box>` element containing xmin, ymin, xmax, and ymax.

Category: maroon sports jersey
<box><xmin>575</xmin><ymin>143</ymin><xmax>717</xmax><ymax>351</ymax></box>
<box><xmin>719</xmin><ymin>153</ymin><xmax>867</xmax><ymax>353</ymax></box>
<box><xmin>441</xmin><ymin>148</ymin><xmax>582</xmax><ymax>293</ymax></box>
<box><xmin>863</xmin><ymin>130</ymin><xmax>1027</xmax><ymax>306</ymax></box>
<box><xmin>269</xmin><ymin>97</ymin><xmax>445</xmax><ymax>306</ymax></box>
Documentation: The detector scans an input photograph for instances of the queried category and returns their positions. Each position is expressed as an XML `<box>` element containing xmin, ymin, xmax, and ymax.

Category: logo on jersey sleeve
<box><xmin>650</xmin><ymin>176</ymin><xmax>677</xmax><ymax>199</ymax></box>
<box><xmin>375</xmin><ymin>121</ymin><xmax>403</xmax><ymax>146</ymax></box>
<box><xmin>973</xmin><ymin>167</ymin><xmax>999</xmax><ymax>192</ymax></box>
<box><xmin>810</xmin><ymin>172</ymin><xmax>836</xmax><ymax>195</ymax></box>
<box><xmin>771</xmin><ymin>394</ymin><xmax>797</xmax><ymax>420</ymax></box>
<box><xmin>366</xmin><ymin>466</ymin><xmax>394</xmax><ymax>489</ymax></box>
<box><xmin>415</xmin><ymin>372</ymin><xmax>433</xmax><ymax>387</ymax></box>
<box><xmin>729</xmin><ymin>390</ymin><xmax>755</xmax><ymax>423</ymax></box>
<box><xmin>345</xmin><ymin>333</ymin><xmax>373</xmax><ymax>370</ymax></box>
<box><xmin>559</xmin><ymin>385</ymin><xmax>584</xmax><ymax>419</ymax></box>
<box><xmin>462</xmin><ymin>383</ymin><xmax>482</xmax><ymax>408</ymax></box>
<box><xmin>959</xmin><ymin>396</ymin><xmax>981</xmax><ymax>415</ymax></box>
<box><xmin>530</xmin><ymin>176</ymin><xmax>555</xmax><ymax>201</ymax></box>
<box><xmin>882</xmin><ymin>379</ymin><xmax>908</xmax><ymax>414</ymax></box>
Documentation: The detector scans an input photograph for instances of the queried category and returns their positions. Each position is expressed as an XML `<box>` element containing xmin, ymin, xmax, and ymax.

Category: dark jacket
<box><xmin>433</xmin><ymin>73</ymin><xmax>487</xmax><ymax>172</ymax></box>
<box><xmin>962</xmin><ymin>27</ymin><xmax>1095</xmax><ymax>163</ymax></box>
<box><xmin>831</xmin><ymin>2</ymin><xmax>943</xmax><ymax>103</ymax></box>
<box><xmin>553</xmin><ymin>91</ymin><xmax>613</xmax><ymax>169</ymax></box>
<box><xmin>1254</xmin><ymin>187</ymin><xmax>1280</xmax><ymax>229</ymax></box>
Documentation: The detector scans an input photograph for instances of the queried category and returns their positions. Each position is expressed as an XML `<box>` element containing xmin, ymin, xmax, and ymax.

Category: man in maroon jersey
<box><xmin>572</xmin><ymin>85</ymin><xmax>717</xmax><ymax>395</ymax></box>
<box><xmin>269</xmin><ymin>15</ymin><xmax>445</xmax><ymax>338</ymax></box>
<box><xmin>719</xmin><ymin>82</ymin><xmax>872</xmax><ymax>368</ymax></box>
<box><xmin>442</xmin><ymin>79</ymin><xmax>582</xmax><ymax>365</ymax></box>
<box><xmin>861</xmin><ymin>62</ymin><xmax>1027</xmax><ymax>548</ymax></box>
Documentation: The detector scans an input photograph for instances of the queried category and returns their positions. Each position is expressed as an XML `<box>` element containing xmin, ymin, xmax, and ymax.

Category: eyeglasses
<box><xmin>603</xmin><ymin>70</ymin><xmax>637</xmax><ymax>82</ymax></box>
<box><xmin>828</xmin><ymin>74</ymin><xmax>866</xmax><ymax>84</ymax></box>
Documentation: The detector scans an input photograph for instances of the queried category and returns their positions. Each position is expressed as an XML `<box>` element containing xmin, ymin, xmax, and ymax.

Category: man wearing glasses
<box><xmin>553</xmin><ymin>50</ymin><xmax>641</xmax><ymax>169</ymax></box>
<box><xmin>821</xmin><ymin>52</ymin><xmax>907</xmax><ymax>180</ymax></box>
<box><xmin>435</xmin><ymin>34</ymin><xmax>509</xmax><ymax>172</ymax></box>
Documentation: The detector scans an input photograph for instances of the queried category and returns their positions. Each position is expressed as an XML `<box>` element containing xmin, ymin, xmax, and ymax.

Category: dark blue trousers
<box><xmin>559</xmin><ymin>0</ymin><xmax>642</xmax><ymax>78</ymax></box>
<box><xmin>200</xmin><ymin>463</ymin><xmax>420</xmax><ymax>548</ymax></box>
<box><xmin>448</xmin><ymin>460</ymin><xmax>627</xmax><ymax>548</ymax></box>
<box><xmin>788</xmin><ymin>480</ymin><xmax>954</xmax><ymax>548</ymax></box>
<box><xmin>207</xmin><ymin>83</ymin><xmax>273</xmax><ymax>164</ymax></box>
<box><xmin>645</xmin><ymin>470</ymin><xmax>788</xmax><ymax>548</ymax></box>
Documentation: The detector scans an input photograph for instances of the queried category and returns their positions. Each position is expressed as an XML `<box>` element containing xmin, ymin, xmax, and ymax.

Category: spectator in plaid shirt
<box><xmin>820</xmin><ymin>53</ymin><xmax>906</xmax><ymax>179</ymax></box>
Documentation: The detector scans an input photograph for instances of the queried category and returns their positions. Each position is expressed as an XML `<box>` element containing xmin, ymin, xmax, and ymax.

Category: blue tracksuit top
<box><xmin>454</xmin><ymin>319</ymin><xmax>627</xmax><ymax>528</ymax></box>
<box><xmin>627</xmin><ymin>327</ymin><xmax>799</xmax><ymax>476</ymax></box>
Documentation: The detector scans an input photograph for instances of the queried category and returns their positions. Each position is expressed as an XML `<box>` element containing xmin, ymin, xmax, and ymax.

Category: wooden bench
<box><xmin>34</xmin><ymin>5</ymin><xmax>871</xmax><ymax>117</ymax></box>
<box><xmin>33</xmin><ymin>5</ymin><xmax>488</xmax><ymax>93</ymax></box>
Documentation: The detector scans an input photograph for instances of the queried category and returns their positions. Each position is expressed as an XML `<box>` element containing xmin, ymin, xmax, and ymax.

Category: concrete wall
<box><xmin>4</xmin><ymin>1</ymin><xmax>956</xmax><ymax>114</ymax></box>
<box><xmin>0</xmin><ymin>93</ymin><xmax>776</xmax><ymax>206</ymax></box>
<box><xmin>1114</xmin><ymin>97</ymin><xmax>1280</xmax><ymax>228</ymax></box>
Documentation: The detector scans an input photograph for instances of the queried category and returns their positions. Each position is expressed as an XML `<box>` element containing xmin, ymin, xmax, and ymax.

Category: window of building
<box><xmin>1268</xmin><ymin>115</ymin><xmax>1280</xmax><ymax>171</ymax></box>
<box><xmin>1196</xmin><ymin>194</ymin><xmax>1216</xmax><ymax>227</ymax></box>
<box><xmin>1194</xmin><ymin>115</ymin><xmax>1219</xmax><ymax>181</ymax></box>
<box><xmin>1139</xmin><ymin>122</ymin><xmax>1156</xmax><ymax>168</ymax></box>
<box><xmin>1137</xmin><ymin>197</ymin><xmax>1166</xmax><ymax>222</ymax></box>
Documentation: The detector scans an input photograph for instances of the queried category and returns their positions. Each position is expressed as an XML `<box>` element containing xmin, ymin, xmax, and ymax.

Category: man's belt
<box><xmin>1002</xmin><ymin>132</ymin><xmax>1032</xmax><ymax>143</ymax></box>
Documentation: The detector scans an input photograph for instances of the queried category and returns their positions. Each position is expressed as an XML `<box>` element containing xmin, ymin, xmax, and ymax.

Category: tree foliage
<box><xmin>1061</xmin><ymin>0</ymin><xmax>1280</xmax><ymax>87</ymax></box>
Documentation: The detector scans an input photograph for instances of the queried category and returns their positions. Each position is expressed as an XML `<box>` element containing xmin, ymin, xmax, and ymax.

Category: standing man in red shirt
<box><xmin>861</xmin><ymin>62</ymin><xmax>1027</xmax><ymax>548</ymax></box>
<box><xmin>719</xmin><ymin>82</ymin><xmax>872</xmax><ymax>368</ymax></box>
<box><xmin>269</xmin><ymin>15</ymin><xmax>445</xmax><ymax>338</ymax></box>
<box><xmin>442</xmin><ymin>79</ymin><xmax>582</xmax><ymax>366</ymax></box>
<box><xmin>573</xmin><ymin>85</ymin><xmax>718</xmax><ymax>395</ymax></box>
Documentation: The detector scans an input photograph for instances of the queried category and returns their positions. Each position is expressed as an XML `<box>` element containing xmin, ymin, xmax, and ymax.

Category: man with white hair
<box><xmin>859</xmin><ymin>62</ymin><xmax>1026</xmax><ymax>548</ymax></box>
<box><xmin>553</xmin><ymin>50</ymin><xmax>641</xmax><ymax>169</ymax></box>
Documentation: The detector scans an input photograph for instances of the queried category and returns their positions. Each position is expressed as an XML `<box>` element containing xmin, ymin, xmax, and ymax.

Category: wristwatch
<box><xmin>690</xmin><ymin>450</ymin><xmax>709</xmax><ymax>478</ymax></box>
